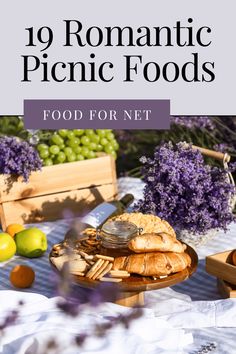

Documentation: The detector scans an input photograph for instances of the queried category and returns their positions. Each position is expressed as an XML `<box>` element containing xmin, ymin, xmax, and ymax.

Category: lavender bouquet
<box><xmin>0</xmin><ymin>136</ymin><xmax>42</xmax><ymax>182</ymax></box>
<box><xmin>135</xmin><ymin>142</ymin><xmax>235</xmax><ymax>242</ymax></box>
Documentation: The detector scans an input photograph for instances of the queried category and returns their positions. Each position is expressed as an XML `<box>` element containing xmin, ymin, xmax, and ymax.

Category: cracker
<box><xmin>108</xmin><ymin>271</ymin><xmax>130</xmax><ymax>278</ymax></box>
<box><xmin>70</xmin><ymin>271</ymin><xmax>85</xmax><ymax>276</ymax></box>
<box><xmin>78</xmin><ymin>250</ymin><xmax>94</xmax><ymax>260</ymax></box>
<box><xmin>91</xmin><ymin>260</ymin><xmax>109</xmax><ymax>280</ymax></box>
<box><xmin>85</xmin><ymin>259</ymin><xmax>104</xmax><ymax>278</ymax></box>
<box><xmin>85</xmin><ymin>259</ymin><xmax>95</xmax><ymax>266</ymax></box>
<box><xmin>86</xmin><ymin>239</ymin><xmax>100</xmax><ymax>246</ymax></box>
<box><xmin>100</xmin><ymin>277</ymin><xmax>122</xmax><ymax>283</ymax></box>
<box><xmin>50</xmin><ymin>254</ymin><xmax>69</xmax><ymax>270</ymax></box>
<box><xmin>53</xmin><ymin>243</ymin><xmax>64</xmax><ymax>251</ymax></box>
<box><xmin>69</xmin><ymin>260</ymin><xmax>88</xmax><ymax>273</ymax></box>
<box><xmin>97</xmin><ymin>263</ymin><xmax>113</xmax><ymax>279</ymax></box>
<box><xmin>95</xmin><ymin>254</ymin><xmax>114</xmax><ymax>262</ymax></box>
<box><xmin>82</xmin><ymin>228</ymin><xmax>97</xmax><ymax>237</ymax></box>
<box><xmin>109</xmin><ymin>270</ymin><xmax>129</xmax><ymax>274</ymax></box>
<box><xmin>108</xmin><ymin>274</ymin><xmax>130</xmax><ymax>279</ymax></box>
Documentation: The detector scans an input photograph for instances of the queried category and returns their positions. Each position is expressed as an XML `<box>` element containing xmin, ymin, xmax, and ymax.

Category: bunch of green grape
<box><xmin>36</xmin><ymin>129</ymin><xmax>119</xmax><ymax>166</ymax></box>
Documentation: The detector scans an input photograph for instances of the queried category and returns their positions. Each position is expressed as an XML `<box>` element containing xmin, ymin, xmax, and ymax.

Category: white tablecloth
<box><xmin>0</xmin><ymin>178</ymin><xmax>236</xmax><ymax>354</ymax></box>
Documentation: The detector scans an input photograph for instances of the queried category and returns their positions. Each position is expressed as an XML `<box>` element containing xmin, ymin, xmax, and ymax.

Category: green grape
<box><xmin>76</xmin><ymin>154</ymin><xmax>85</xmax><ymax>161</ymax></box>
<box><xmin>67</xmin><ymin>153</ymin><xmax>76</xmax><ymax>162</ymax></box>
<box><xmin>73</xmin><ymin>146</ymin><xmax>82</xmax><ymax>154</ymax></box>
<box><xmin>81</xmin><ymin>136</ymin><xmax>90</xmax><ymax>146</ymax></box>
<box><xmin>43</xmin><ymin>158</ymin><xmax>53</xmax><ymax>166</ymax></box>
<box><xmin>59</xmin><ymin>143</ymin><xmax>65</xmax><ymax>150</ymax></box>
<box><xmin>87</xmin><ymin>150</ymin><xmax>96</xmax><ymax>159</ymax></box>
<box><xmin>64</xmin><ymin>147</ymin><xmax>73</xmax><ymax>157</ymax></box>
<box><xmin>96</xmin><ymin>129</ymin><xmax>106</xmax><ymax>138</ymax></box>
<box><xmin>85</xmin><ymin>129</ymin><xmax>95</xmax><ymax>137</ymax></box>
<box><xmin>57</xmin><ymin>152</ymin><xmax>66</xmax><ymax>163</ymax></box>
<box><xmin>106</xmin><ymin>132</ymin><xmax>115</xmax><ymax>141</ymax></box>
<box><xmin>81</xmin><ymin>146</ymin><xmax>89</xmax><ymax>157</ymax></box>
<box><xmin>104</xmin><ymin>144</ymin><xmax>114</xmax><ymax>154</ymax></box>
<box><xmin>37</xmin><ymin>144</ymin><xmax>49</xmax><ymax>152</ymax></box>
<box><xmin>90</xmin><ymin>134</ymin><xmax>100</xmax><ymax>144</ymax></box>
<box><xmin>67</xmin><ymin>131</ymin><xmax>75</xmax><ymax>140</ymax></box>
<box><xmin>100</xmin><ymin>137</ymin><xmax>108</xmax><ymax>146</ymax></box>
<box><xmin>39</xmin><ymin>149</ymin><xmax>49</xmax><ymax>159</ymax></box>
<box><xmin>110</xmin><ymin>150</ymin><xmax>117</xmax><ymax>159</ymax></box>
<box><xmin>51</xmin><ymin>134</ymin><xmax>64</xmax><ymax>146</ymax></box>
<box><xmin>69</xmin><ymin>138</ymin><xmax>80</xmax><ymax>148</ymax></box>
<box><xmin>18</xmin><ymin>120</ymin><xmax>24</xmax><ymax>130</ymax></box>
<box><xmin>49</xmin><ymin>145</ymin><xmax>60</xmax><ymax>155</ymax></box>
<box><xmin>67</xmin><ymin>137</ymin><xmax>80</xmax><ymax>148</ymax></box>
<box><xmin>73</xmin><ymin>129</ymin><xmax>84</xmax><ymax>136</ymax></box>
<box><xmin>96</xmin><ymin>144</ymin><xmax>103</xmax><ymax>152</ymax></box>
<box><xmin>110</xmin><ymin>140</ymin><xmax>119</xmax><ymax>151</ymax></box>
<box><xmin>58</xmin><ymin>129</ymin><xmax>68</xmax><ymax>138</ymax></box>
<box><xmin>89</xmin><ymin>142</ymin><xmax>97</xmax><ymax>151</ymax></box>
<box><xmin>53</xmin><ymin>158</ymin><xmax>60</xmax><ymax>165</ymax></box>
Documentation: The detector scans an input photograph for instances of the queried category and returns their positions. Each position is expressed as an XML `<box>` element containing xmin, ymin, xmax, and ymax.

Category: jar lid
<box><xmin>101</xmin><ymin>220</ymin><xmax>138</xmax><ymax>239</ymax></box>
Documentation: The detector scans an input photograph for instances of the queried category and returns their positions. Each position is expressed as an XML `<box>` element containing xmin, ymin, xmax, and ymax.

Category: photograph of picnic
<box><xmin>0</xmin><ymin>116</ymin><xmax>236</xmax><ymax>354</ymax></box>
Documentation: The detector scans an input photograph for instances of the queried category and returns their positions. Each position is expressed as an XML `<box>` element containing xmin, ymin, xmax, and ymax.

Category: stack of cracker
<box><xmin>50</xmin><ymin>246</ymin><xmax>130</xmax><ymax>282</ymax></box>
<box><xmin>74</xmin><ymin>252</ymin><xmax>130</xmax><ymax>282</ymax></box>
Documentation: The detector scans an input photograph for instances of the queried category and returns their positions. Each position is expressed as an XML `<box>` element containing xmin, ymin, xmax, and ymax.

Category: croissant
<box><xmin>128</xmin><ymin>233</ymin><xmax>186</xmax><ymax>253</ymax></box>
<box><xmin>113</xmin><ymin>252</ymin><xmax>191</xmax><ymax>276</ymax></box>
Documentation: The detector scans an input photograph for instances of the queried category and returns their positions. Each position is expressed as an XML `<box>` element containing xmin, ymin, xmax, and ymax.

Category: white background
<box><xmin>0</xmin><ymin>0</ymin><xmax>235</xmax><ymax>115</ymax></box>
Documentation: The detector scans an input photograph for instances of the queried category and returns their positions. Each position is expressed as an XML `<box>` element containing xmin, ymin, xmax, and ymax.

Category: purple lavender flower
<box><xmin>213</xmin><ymin>143</ymin><xmax>235</xmax><ymax>154</ymax></box>
<box><xmin>0</xmin><ymin>310</ymin><xmax>19</xmax><ymax>330</ymax></box>
<box><xmin>134</xmin><ymin>142</ymin><xmax>236</xmax><ymax>235</ymax></box>
<box><xmin>171</xmin><ymin>116</ymin><xmax>215</xmax><ymax>130</ymax></box>
<box><xmin>0</xmin><ymin>136</ymin><xmax>42</xmax><ymax>181</ymax></box>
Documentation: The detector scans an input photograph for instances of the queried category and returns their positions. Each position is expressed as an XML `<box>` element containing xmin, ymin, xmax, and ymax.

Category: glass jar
<box><xmin>99</xmin><ymin>220</ymin><xmax>140</xmax><ymax>257</ymax></box>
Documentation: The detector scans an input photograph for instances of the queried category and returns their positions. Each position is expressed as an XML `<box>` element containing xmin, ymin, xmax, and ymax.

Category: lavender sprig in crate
<box><xmin>0</xmin><ymin>136</ymin><xmax>42</xmax><ymax>182</ymax></box>
<box><xmin>134</xmin><ymin>142</ymin><xmax>236</xmax><ymax>247</ymax></box>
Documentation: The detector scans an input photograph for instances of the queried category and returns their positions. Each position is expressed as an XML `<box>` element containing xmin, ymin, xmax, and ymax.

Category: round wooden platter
<box><xmin>50</xmin><ymin>244</ymin><xmax>198</xmax><ymax>306</ymax></box>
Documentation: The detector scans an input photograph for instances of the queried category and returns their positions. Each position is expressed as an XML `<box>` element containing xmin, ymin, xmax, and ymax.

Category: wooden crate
<box><xmin>0</xmin><ymin>155</ymin><xmax>117</xmax><ymax>230</ymax></box>
<box><xmin>205</xmin><ymin>250</ymin><xmax>236</xmax><ymax>285</ymax></box>
<box><xmin>217</xmin><ymin>278</ymin><xmax>236</xmax><ymax>298</ymax></box>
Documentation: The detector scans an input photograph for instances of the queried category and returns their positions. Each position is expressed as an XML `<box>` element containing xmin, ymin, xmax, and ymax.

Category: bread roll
<box><xmin>232</xmin><ymin>250</ymin><xmax>236</xmax><ymax>266</ymax></box>
<box><xmin>113</xmin><ymin>212</ymin><xmax>176</xmax><ymax>238</ymax></box>
<box><xmin>113</xmin><ymin>252</ymin><xmax>191</xmax><ymax>276</ymax></box>
<box><xmin>128</xmin><ymin>233</ymin><xmax>186</xmax><ymax>253</ymax></box>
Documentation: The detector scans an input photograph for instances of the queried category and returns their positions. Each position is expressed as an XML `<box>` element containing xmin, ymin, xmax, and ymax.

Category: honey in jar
<box><xmin>99</xmin><ymin>220</ymin><xmax>140</xmax><ymax>257</ymax></box>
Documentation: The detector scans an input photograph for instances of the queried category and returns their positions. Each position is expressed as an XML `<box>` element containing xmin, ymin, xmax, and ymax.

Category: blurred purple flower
<box><xmin>57</xmin><ymin>298</ymin><xmax>80</xmax><ymax>317</ymax></box>
<box><xmin>0</xmin><ymin>310</ymin><xmax>19</xmax><ymax>331</ymax></box>
<box><xmin>171</xmin><ymin>116</ymin><xmax>215</xmax><ymax>130</ymax></box>
<box><xmin>74</xmin><ymin>333</ymin><xmax>87</xmax><ymax>346</ymax></box>
<box><xmin>213</xmin><ymin>143</ymin><xmax>228</xmax><ymax>153</ymax></box>
<box><xmin>89</xmin><ymin>282</ymin><xmax>120</xmax><ymax>306</ymax></box>
<box><xmin>213</xmin><ymin>143</ymin><xmax>234</xmax><ymax>154</ymax></box>
<box><xmin>135</xmin><ymin>142</ymin><xmax>236</xmax><ymax>235</ymax></box>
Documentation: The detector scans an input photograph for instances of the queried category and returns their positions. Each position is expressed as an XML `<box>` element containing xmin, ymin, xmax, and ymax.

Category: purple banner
<box><xmin>24</xmin><ymin>99</ymin><xmax>170</xmax><ymax>130</ymax></box>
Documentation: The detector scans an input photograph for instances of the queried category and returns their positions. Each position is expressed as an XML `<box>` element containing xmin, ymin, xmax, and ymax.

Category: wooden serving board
<box><xmin>49</xmin><ymin>244</ymin><xmax>198</xmax><ymax>307</ymax></box>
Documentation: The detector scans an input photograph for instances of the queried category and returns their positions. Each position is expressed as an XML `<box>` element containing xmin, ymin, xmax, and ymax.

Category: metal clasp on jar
<box><xmin>138</xmin><ymin>227</ymin><xmax>143</xmax><ymax>235</ymax></box>
<box><xmin>96</xmin><ymin>228</ymin><xmax>101</xmax><ymax>240</ymax></box>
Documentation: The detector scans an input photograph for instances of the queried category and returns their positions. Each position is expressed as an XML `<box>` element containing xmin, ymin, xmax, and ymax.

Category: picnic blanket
<box><xmin>0</xmin><ymin>177</ymin><xmax>236</xmax><ymax>354</ymax></box>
